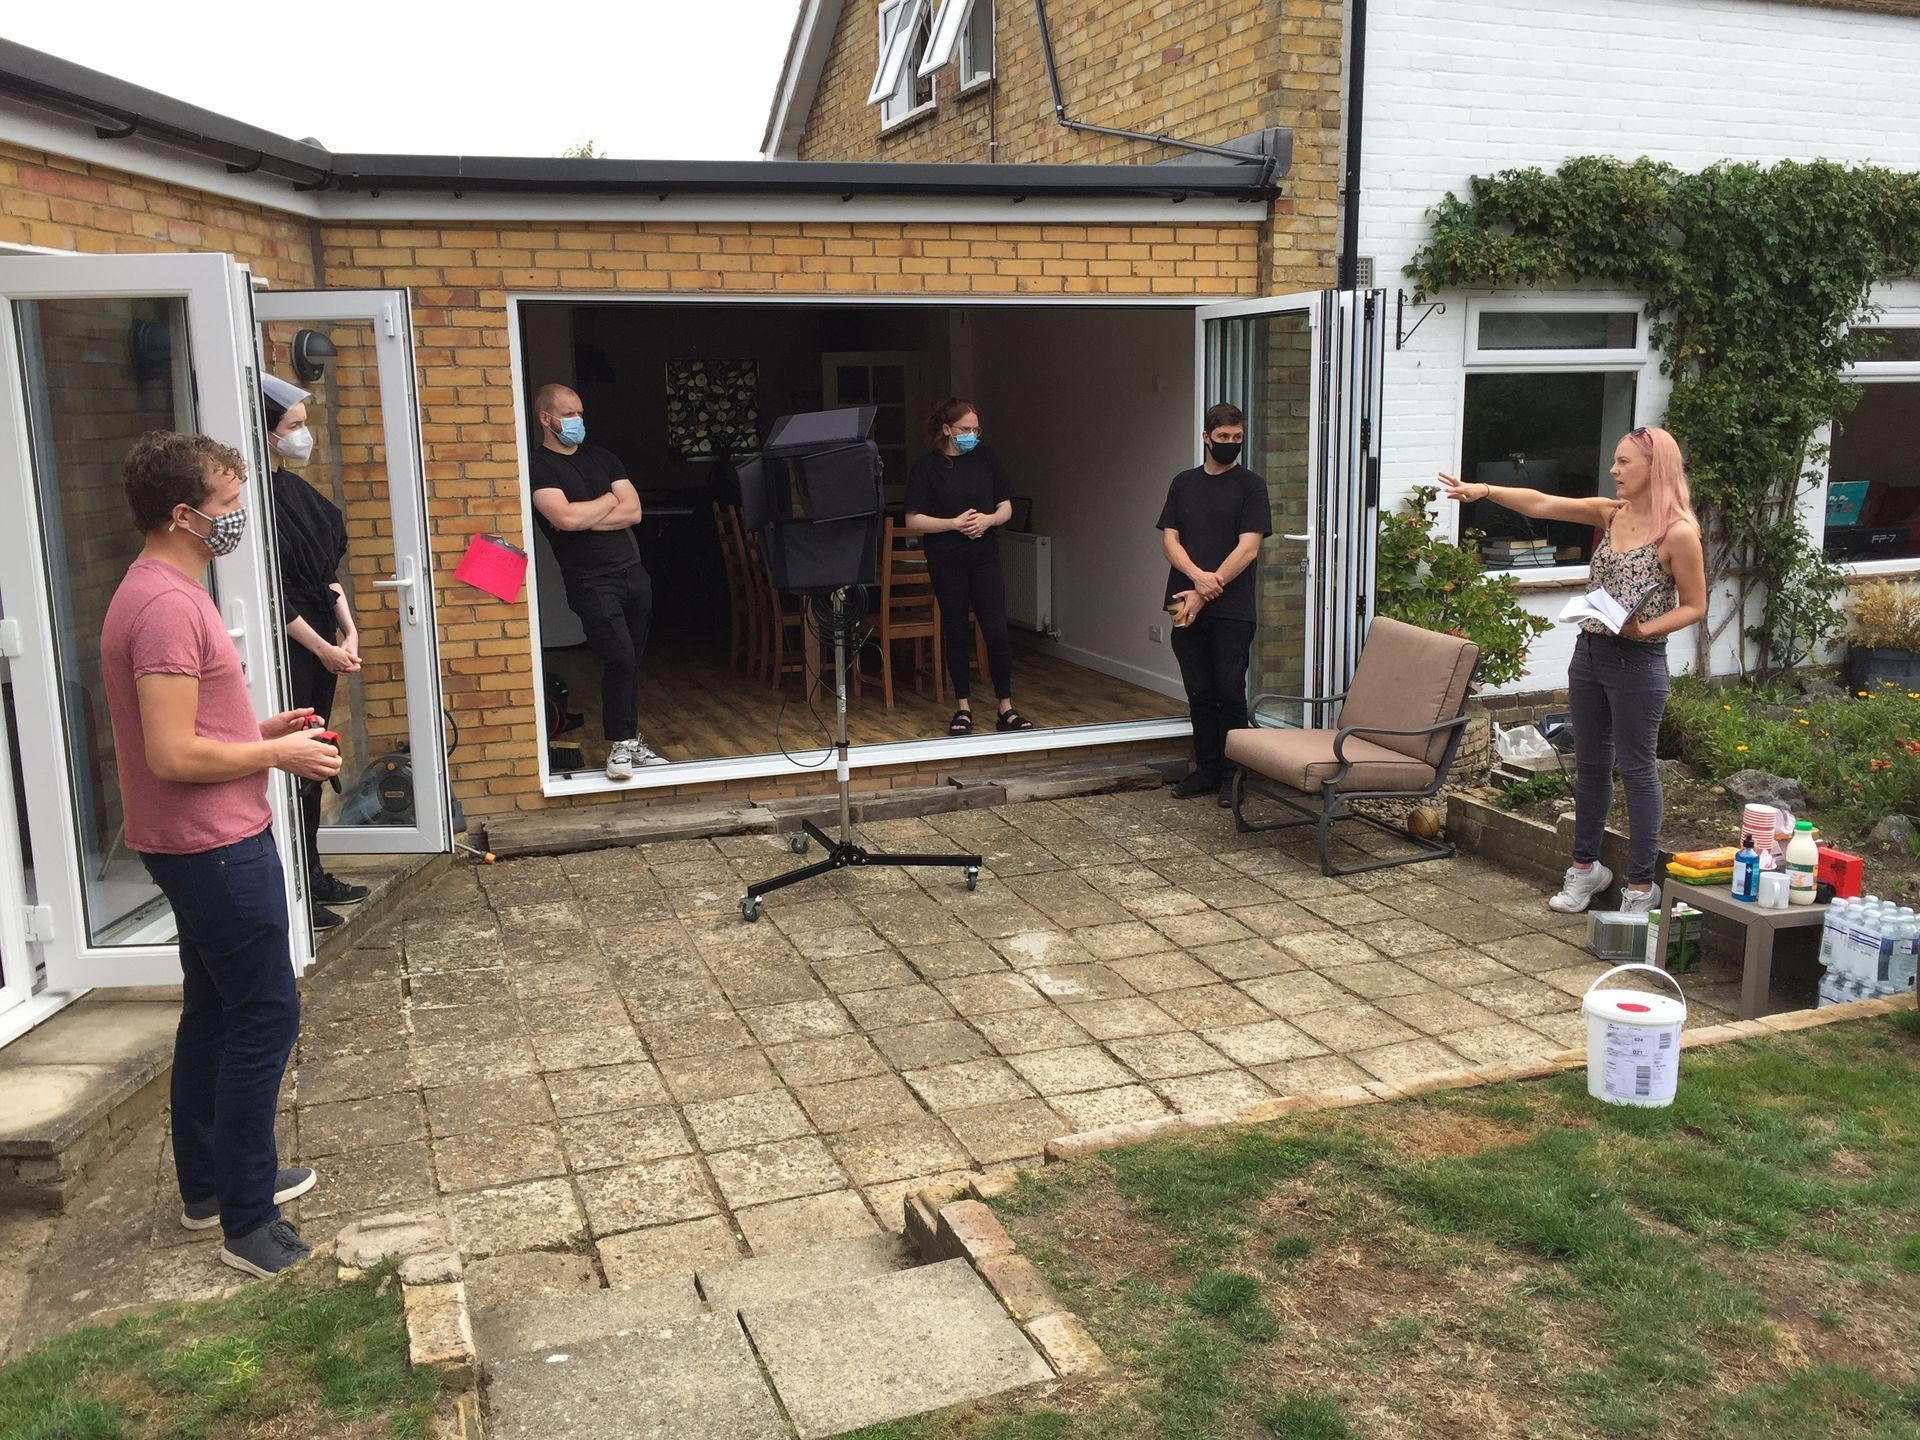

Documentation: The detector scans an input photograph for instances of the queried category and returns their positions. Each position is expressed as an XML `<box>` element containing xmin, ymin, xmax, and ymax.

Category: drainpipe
<box><xmin>1338</xmin><ymin>0</ymin><xmax>1369</xmax><ymax>289</ymax></box>
<box><xmin>1030</xmin><ymin>0</ymin><xmax>1281</xmax><ymax>189</ymax></box>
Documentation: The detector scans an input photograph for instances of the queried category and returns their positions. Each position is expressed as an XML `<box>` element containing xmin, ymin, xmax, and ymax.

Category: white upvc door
<box><xmin>1194</xmin><ymin>288</ymin><xmax>1385</xmax><ymax>715</ymax></box>
<box><xmin>0</xmin><ymin>251</ymin><xmax>312</xmax><ymax>991</ymax></box>
<box><xmin>253</xmin><ymin>289</ymin><xmax>450</xmax><ymax>854</ymax></box>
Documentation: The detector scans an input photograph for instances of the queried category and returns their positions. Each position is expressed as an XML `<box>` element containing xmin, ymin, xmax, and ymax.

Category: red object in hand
<box><xmin>1817</xmin><ymin>846</ymin><xmax>1863</xmax><ymax>899</ymax></box>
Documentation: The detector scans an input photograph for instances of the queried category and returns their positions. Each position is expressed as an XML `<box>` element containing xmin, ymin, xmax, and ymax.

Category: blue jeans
<box><xmin>1568</xmin><ymin>631</ymin><xmax>1671</xmax><ymax>886</ymax></box>
<box><xmin>141</xmin><ymin>828</ymin><xmax>300</xmax><ymax>1239</ymax></box>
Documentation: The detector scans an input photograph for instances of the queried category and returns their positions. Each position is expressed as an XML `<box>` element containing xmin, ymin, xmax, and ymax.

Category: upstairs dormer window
<box><xmin>869</xmin><ymin>0</ymin><xmax>936</xmax><ymax>128</ymax></box>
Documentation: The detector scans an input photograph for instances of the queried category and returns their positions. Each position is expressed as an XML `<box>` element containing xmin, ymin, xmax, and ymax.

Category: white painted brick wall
<box><xmin>1359</xmin><ymin>0</ymin><xmax>1920</xmax><ymax>691</ymax></box>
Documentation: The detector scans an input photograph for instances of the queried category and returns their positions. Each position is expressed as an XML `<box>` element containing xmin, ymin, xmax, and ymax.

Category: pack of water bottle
<box><xmin>1817</xmin><ymin>897</ymin><xmax>1920</xmax><ymax>1007</ymax></box>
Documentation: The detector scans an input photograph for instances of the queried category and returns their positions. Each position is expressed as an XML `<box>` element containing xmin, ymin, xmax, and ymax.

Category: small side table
<box><xmin>1656</xmin><ymin>883</ymin><xmax>1828</xmax><ymax>1019</ymax></box>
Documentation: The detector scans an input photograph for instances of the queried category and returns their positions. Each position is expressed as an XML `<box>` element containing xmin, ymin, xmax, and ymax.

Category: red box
<box><xmin>1818</xmin><ymin>846</ymin><xmax>1863</xmax><ymax>899</ymax></box>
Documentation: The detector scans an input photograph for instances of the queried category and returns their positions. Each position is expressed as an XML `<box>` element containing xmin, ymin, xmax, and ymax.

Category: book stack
<box><xmin>1479</xmin><ymin>537</ymin><xmax>1555</xmax><ymax>568</ymax></box>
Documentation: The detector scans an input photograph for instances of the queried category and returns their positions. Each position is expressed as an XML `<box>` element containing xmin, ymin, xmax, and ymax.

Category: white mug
<box><xmin>1756</xmin><ymin>871</ymin><xmax>1790</xmax><ymax>909</ymax></box>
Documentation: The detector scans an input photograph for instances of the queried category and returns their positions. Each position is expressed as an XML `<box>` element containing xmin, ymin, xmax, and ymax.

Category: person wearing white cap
<box><xmin>261</xmin><ymin>373</ymin><xmax>368</xmax><ymax>931</ymax></box>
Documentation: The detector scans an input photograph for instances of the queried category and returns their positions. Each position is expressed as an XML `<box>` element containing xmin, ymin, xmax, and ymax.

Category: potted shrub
<box><xmin>1846</xmin><ymin>579</ymin><xmax>1920</xmax><ymax>694</ymax></box>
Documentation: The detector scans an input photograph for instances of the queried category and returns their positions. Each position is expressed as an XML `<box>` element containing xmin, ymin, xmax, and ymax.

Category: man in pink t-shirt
<box><xmin>101</xmin><ymin>431</ymin><xmax>341</xmax><ymax>1280</ymax></box>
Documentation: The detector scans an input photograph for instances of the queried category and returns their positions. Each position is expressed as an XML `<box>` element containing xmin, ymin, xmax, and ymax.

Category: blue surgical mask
<box><xmin>954</xmin><ymin>433</ymin><xmax>980</xmax><ymax>454</ymax></box>
<box><xmin>555</xmin><ymin>417</ymin><xmax>586</xmax><ymax>447</ymax></box>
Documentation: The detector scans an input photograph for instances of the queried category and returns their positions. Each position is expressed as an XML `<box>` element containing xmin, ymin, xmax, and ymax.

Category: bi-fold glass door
<box><xmin>0</xmin><ymin>255</ymin><xmax>448</xmax><ymax>1007</ymax></box>
<box><xmin>1195</xmin><ymin>288</ymin><xmax>1385</xmax><ymax>718</ymax></box>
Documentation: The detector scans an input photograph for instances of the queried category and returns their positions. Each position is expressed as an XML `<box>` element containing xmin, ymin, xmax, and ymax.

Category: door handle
<box><xmin>370</xmin><ymin>556</ymin><xmax>419</xmax><ymax>625</ymax></box>
<box><xmin>223</xmin><ymin>599</ymin><xmax>248</xmax><ymax>676</ymax></box>
<box><xmin>1281</xmin><ymin>533</ymin><xmax>1311</xmax><ymax>542</ymax></box>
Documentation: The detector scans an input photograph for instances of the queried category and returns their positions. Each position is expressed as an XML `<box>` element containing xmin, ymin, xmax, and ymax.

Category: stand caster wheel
<box><xmin>789</xmin><ymin>833</ymin><xmax>810</xmax><ymax>855</ymax></box>
<box><xmin>740</xmin><ymin>896</ymin><xmax>763</xmax><ymax>923</ymax></box>
<box><xmin>965</xmin><ymin>867</ymin><xmax>980</xmax><ymax>892</ymax></box>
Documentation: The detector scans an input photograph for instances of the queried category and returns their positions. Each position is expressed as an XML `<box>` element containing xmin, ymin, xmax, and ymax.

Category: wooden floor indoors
<box><xmin>544</xmin><ymin>631</ymin><xmax>1182</xmax><ymax>771</ymax></box>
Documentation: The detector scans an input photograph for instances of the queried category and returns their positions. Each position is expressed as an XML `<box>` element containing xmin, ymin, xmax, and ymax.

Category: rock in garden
<box><xmin>1867</xmin><ymin>814</ymin><xmax>1916</xmax><ymax>851</ymax></box>
<box><xmin>1796</xmin><ymin>676</ymin><xmax>1845</xmax><ymax>701</ymax></box>
<box><xmin>1656</xmin><ymin>758</ymin><xmax>1694</xmax><ymax>787</ymax></box>
<box><xmin>1722</xmin><ymin>770</ymin><xmax>1809</xmax><ymax>811</ymax></box>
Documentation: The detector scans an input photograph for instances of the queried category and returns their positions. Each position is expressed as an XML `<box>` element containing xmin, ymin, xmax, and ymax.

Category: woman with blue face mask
<box><xmin>903</xmin><ymin>399</ymin><xmax>1034</xmax><ymax>735</ymax></box>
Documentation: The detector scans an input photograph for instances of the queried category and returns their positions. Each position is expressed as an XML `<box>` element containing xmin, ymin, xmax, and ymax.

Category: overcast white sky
<box><xmin>5</xmin><ymin>1</ymin><xmax>804</xmax><ymax>159</ymax></box>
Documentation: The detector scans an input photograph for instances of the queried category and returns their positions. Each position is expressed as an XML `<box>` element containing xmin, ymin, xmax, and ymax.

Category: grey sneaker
<box><xmin>1616</xmin><ymin>884</ymin><xmax>1661</xmax><ymax>916</ymax></box>
<box><xmin>182</xmin><ymin>1166</ymin><xmax>318</xmax><ymax>1231</ymax></box>
<box><xmin>219</xmin><ymin>1218</ymin><xmax>313</xmax><ymax>1279</ymax></box>
<box><xmin>630</xmin><ymin>735</ymin><xmax>670</xmax><ymax>767</ymax></box>
<box><xmin>1547</xmin><ymin>862</ymin><xmax>1613</xmax><ymax>914</ymax></box>
<box><xmin>605</xmin><ymin>741</ymin><xmax>637</xmax><ymax>781</ymax></box>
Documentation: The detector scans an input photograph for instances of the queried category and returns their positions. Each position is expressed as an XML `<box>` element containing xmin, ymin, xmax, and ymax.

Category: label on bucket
<box><xmin>1601</xmin><ymin>1020</ymin><xmax>1679</xmax><ymax>1103</ymax></box>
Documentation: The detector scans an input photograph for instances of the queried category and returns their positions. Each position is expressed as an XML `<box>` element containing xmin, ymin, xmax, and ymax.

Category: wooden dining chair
<box><xmin>873</xmin><ymin>518</ymin><xmax>943</xmax><ymax>709</ymax></box>
<box><xmin>744</xmin><ymin>527</ymin><xmax>807</xmax><ymax>690</ymax></box>
<box><xmin>711</xmin><ymin>502</ymin><xmax>750</xmax><ymax>670</ymax></box>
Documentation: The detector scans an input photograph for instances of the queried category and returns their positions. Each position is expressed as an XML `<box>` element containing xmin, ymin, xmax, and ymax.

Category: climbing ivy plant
<box><xmin>1407</xmin><ymin>157</ymin><xmax>1920</xmax><ymax>678</ymax></box>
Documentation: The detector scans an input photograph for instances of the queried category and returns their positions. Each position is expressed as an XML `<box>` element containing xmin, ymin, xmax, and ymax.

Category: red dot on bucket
<box><xmin>1617</xmin><ymin>1002</ymin><xmax>1652</xmax><ymax>1013</ymax></box>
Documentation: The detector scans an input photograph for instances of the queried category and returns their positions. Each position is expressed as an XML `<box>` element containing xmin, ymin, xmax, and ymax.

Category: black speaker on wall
<box><xmin>736</xmin><ymin>407</ymin><xmax>884</xmax><ymax>594</ymax></box>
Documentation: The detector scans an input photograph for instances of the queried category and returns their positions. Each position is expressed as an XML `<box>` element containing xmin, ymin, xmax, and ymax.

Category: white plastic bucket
<box><xmin>1582</xmin><ymin>963</ymin><xmax>1688</xmax><ymax>1108</ymax></box>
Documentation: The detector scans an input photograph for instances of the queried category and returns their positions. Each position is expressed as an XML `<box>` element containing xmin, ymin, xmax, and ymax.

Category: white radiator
<box><xmin>1000</xmin><ymin>531</ymin><xmax>1054</xmax><ymax>634</ymax></box>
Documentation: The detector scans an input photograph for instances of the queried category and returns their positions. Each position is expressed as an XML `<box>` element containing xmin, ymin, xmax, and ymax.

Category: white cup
<box><xmin>1756</xmin><ymin>871</ymin><xmax>1790</xmax><ymax>909</ymax></box>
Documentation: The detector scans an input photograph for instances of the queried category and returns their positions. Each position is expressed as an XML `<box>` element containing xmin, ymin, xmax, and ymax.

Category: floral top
<box><xmin>1582</xmin><ymin>519</ymin><xmax>1678</xmax><ymax>643</ymax></box>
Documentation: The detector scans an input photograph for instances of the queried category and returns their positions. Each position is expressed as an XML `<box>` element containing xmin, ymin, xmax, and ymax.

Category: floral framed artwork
<box><xmin>665</xmin><ymin>358</ymin><xmax>760</xmax><ymax>457</ymax></box>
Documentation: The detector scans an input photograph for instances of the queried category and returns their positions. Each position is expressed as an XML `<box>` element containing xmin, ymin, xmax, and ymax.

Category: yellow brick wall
<box><xmin>794</xmin><ymin>0</ymin><xmax>1343</xmax><ymax>290</ymax></box>
<box><xmin>321</xmin><ymin>217</ymin><xmax>1260</xmax><ymax>816</ymax></box>
<box><xmin>0</xmin><ymin>142</ymin><xmax>316</xmax><ymax>283</ymax></box>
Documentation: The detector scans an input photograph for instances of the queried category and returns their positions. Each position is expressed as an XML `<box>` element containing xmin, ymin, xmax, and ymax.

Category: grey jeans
<box><xmin>1567</xmin><ymin>630</ymin><xmax>1670</xmax><ymax>886</ymax></box>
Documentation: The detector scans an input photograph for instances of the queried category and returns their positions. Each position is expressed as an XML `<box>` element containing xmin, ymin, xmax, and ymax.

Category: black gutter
<box><xmin>0</xmin><ymin>38</ymin><xmax>1278</xmax><ymax>203</ymax></box>
<box><xmin>1338</xmin><ymin>0</ymin><xmax>1368</xmax><ymax>287</ymax></box>
<box><xmin>1030</xmin><ymin>0</ymin><xmax>1284</xmax><ymax>191</ymax></box>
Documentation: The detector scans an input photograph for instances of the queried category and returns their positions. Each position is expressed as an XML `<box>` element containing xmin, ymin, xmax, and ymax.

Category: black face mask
<box><xmin>1208</xmin><ymin>441</ymin><xmax>1242</xmax><ymax>466</ymax></box>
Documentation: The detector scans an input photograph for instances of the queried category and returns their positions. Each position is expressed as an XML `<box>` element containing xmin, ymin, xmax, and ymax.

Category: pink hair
<box><xmin>1627</xmin><ymin>426</ymin><xmax>1696</xmax><ymax>545</ymax></box>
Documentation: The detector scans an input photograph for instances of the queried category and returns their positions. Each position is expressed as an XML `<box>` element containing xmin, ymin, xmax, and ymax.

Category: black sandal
<box><xmin>996</xmin><ymin>708</ymin><xmax>1035</xmax><ymax>732</ymax></box>
<box><xmin>948</xmin><ymin>709</ymin><xmax>974</xmax><ymax>736</ymax></box>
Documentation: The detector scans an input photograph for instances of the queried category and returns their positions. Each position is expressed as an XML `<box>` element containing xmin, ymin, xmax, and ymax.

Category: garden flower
<box><xmin>1736</xmin><ymin>744</ymin><xmax>1749</xmax><ymax>752</ymax></box>
<box><xmin>1799</xmin><ymin>719</ymin><xmax>1810</xmax><ymax>726</ymax></box>
<box><xmin>1871</xmin><ymin>760</ymin><xmax>1891</xmax><ymax>772</ymax></box>
<box><xmin>1721</xmin><ymin>704</ymin><xmax>1732</xmax><ymax>712</ymax></box>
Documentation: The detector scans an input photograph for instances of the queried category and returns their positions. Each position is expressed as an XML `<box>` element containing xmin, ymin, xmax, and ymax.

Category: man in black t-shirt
<box><xmin>1156</xmin><ymin>401</ymin><xmax>1273</xmax><ymax>805</ymax></box>
<box><xmin>529</xmin><ymin>382</ymin><xmax>665</xmax><ymax>780</ymax></box>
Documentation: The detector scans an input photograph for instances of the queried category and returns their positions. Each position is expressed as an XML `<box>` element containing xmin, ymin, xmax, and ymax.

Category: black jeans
<box><xmin>1171</xmin><ymin>614</ymin><xmax>1256</xmax><ymax>780</ymax></box>
<box><xmin>284</xmin><ymin>637</ymin><xmax>338</xmax><ymax>884</ymax></box>
<box><xmin>925</xmin><ymin>541</ymin><xmax>1014</xmax><ymax>702</ymax></box>
<box><xmin>568</xmin><ymin>564</ymin><xmax>653</xmax><ymax>743</ymax></box>
<box><xmin>1568</xmin><ymin>630</ymin><xmax>1670</xmax><ymax>886</ymax></box>
<box><xmin>141</xmin><ymin>829</ymin><xmax>300</xmax><ymax>1239</ymax></box>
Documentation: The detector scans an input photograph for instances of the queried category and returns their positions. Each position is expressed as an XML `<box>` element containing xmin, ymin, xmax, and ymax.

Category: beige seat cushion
<box><xmin>1337</xmin><ymin>616</ymin><xmax>1479</xmax><ymax>767</ymax></box>
<box><xmin>1226</xmin><ymin>727</ymin><xmax>1436</xmax><ymax>794</ymax></box>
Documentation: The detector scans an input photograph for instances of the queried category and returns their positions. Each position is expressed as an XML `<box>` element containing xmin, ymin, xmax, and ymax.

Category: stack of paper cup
<box><xmin>1743</xmin><ymin>804</ymin><xmax>1782</xmax><ymax>859</ymax></box>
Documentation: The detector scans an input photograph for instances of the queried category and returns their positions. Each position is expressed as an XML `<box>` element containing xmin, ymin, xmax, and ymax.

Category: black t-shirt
<box><xmin>1156</xmin><ymin>464</ymin><xmax>1273</xmax><ymax>623</ymax></box>
<box><xmin>530</xmin><ymin>442</ymin><xmax>641</xmax><ymax>579</ymax></box>
<box><xmin>904</xmin><ymin>446</ymin><xmax>1014</xmax><ymax>554</ymax></box>
<box><xmin>270</xmin><ymin>467</ymin><xmax>347</xmax><ymax>638</ymax></box>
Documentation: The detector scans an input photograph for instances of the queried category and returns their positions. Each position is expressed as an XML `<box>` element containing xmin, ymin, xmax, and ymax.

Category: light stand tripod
<box><xmin>739</xmin><ymin>587</ymin><xmax>982</xmax><ymax>922</ymax></box>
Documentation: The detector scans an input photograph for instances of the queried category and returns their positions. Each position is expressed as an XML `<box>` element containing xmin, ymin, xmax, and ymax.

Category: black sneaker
<box><xmin>313</xmin><ymin>872</ymin><xmax>371</xmax><ymax>905</ymax></box>
<box><xmin>312</xmin><ymin>905</ymin><xmax>344</xmax><ymax>932</ymax></box>
<box><xmin>181</xmin><ymin>1166</ymin><xmax>319</xmax><ymax>1231</ymax></box>
<box><xmin>1171</xmin><ymin>771</ymin><xmax>1219</xmax><ymax>800</ymax></box>
<box><xmin>219</xmin><ymin>1218</ymin><xmax>313</xmax><ymax>1279</ymax></box>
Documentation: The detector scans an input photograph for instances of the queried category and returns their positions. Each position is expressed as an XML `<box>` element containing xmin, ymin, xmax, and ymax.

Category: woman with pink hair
<box><xmin>1438</xmin><ymin>426</ymin><xmax>1706</xmax><ymax>914</ymax></box>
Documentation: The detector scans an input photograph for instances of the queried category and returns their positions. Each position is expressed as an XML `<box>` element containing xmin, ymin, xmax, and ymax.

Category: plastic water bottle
<box><xmin>1819</xmin><ymin>899</ymin><xmax>1849</xmax><ymax>973</ymax></box>
<box><xmin>1895</xmin><ymin>909</ymin><xmax>1920</xmax><ymax>991</ymax></box>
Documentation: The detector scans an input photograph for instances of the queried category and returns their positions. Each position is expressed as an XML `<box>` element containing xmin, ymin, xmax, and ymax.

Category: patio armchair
<box><xmin>1223</xmin><ymin>616</ymin><xmax>1480</xmax><ymax>877</ymax></box>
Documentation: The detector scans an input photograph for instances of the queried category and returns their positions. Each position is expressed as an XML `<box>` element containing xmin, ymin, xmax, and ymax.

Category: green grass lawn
<box><xmin>0</xmin><ymin>1260</ymin><xmax>446</xmax><ymax>1440</ymax></box>
<box><xmin>851</xmin><ymin>1012</ymin><xmax>1920</xmax><ymax>1440</ymax></box>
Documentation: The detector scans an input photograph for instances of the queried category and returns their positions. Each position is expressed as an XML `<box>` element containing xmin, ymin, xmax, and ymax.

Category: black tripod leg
<box><xmin>870</xmin><ymin>851</ymin><xmax>983</xmax><ymax>870</ymax></box>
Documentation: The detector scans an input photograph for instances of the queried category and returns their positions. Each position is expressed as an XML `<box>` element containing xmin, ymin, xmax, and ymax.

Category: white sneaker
<box><xmin>1547</xmin><ymin>862</ymin><xmax>1613</xmax><ymax>913</ymax></box>
<box><xmin>631</xmin><ymin>735</ymin><xmax>670</xmax><ymax>767</ymax></box>
<box><xmin>605</xmin><ymin>741</ymin><xmax>636</xmax><ymax>782</ymax></box>
<box><xmin>1616</xmin><ymin>884</ymin><xmax>1660</xmax><ymax>916</ymax></box>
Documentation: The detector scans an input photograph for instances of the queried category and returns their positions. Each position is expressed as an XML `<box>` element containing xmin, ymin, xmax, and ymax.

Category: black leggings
<box><xmin>925</xmin><ymin>541</ymin><xmax>1013</xmax><ymax>702</ymax></box>
<box><xmin>284</xmin><ymin>638</ymin><xmax>338</xmax><ymax>883</ymax></box>
<box><xmin>569</xmin><ymin>564</ymin><xmax>654</xmax><ymax>743</ymax></box>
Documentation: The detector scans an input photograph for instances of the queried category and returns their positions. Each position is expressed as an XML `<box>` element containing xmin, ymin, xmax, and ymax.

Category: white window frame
<box><xmin>959</xmin><ymin>0</ymin><xmax>995</xmax><ymax>91</ymax></box>
<box><xmin>921</xmin><ymin>0</ymin><xmax>994</xmax><ymax>91</ymax></box>
<box><xmin>1455</xmin><ymin>294</ymin><xmax>1653</xmax><ymax>584</ymax></box>
<box><xmin>1822</xmin><ymin>307</ymin><xmax>1920</xmax><ymax>578</ymax></box>
<box><xmin>872</xmin><ymin>0</ymin><xmax>937</xmax><ymax>129</ymax></box>
<box><xmin>1464</xmin><ymin>295</ymin><xmax>1650</xmax><ymax>370</ymax></box>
